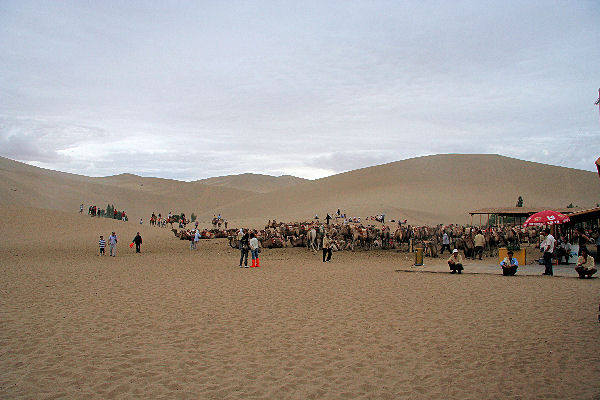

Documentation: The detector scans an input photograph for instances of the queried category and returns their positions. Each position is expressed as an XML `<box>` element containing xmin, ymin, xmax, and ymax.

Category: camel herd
<box><xmin>170</xmin><ymin>219</ymin><xmax>545</xmax><ymax>259</ymax></box>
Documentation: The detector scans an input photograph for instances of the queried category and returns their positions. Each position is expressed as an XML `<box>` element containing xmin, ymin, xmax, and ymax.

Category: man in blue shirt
<box><xmin>500</xmin><ymin>250</ymin><xmax>518</xmax><ymax>276</ymax></box>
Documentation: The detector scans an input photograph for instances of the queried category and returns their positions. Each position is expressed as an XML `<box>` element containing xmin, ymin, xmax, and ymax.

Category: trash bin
<box><xmin>415</xmin><ymin>247</ymin><xmax>424</xmax><ymax>266</ymax></box>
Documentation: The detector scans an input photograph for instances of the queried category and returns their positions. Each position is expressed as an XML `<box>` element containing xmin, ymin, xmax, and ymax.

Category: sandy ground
<box><xmin>1</xmin><ymin>209</ymin><xmax>599</xmax><ymax>399</ymax></box>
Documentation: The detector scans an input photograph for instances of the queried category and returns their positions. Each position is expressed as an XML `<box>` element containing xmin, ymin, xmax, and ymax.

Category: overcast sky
<box><xmin>1</xmin><ymin>1</ymin><xmax>599</xmax><ymax>180</ymax></box>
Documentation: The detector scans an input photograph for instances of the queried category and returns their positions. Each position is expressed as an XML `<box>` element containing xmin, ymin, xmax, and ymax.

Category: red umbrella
<box><xmin>523</xmin><ymin>210</ymin><xmax>570</xmax><ymax>227</ymax></box>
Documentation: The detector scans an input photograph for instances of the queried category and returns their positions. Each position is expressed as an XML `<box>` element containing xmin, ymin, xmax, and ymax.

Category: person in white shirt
<box><xmin>441</xmin><ymin>232</ymin><xmax>451</xmax><ymax>254</ymax></box>
<box><xmin>540</xmin><ymin>228</ymin><xmax>555</xmax><ymax>276</ymax></box>
<box><xmin>249</xmin><ymin>232</ymin><xmax>260</xmax><ymax>268</ymax></box>
<box><xmin>108</xmin><ymin>232</ymin><xmax>118</xmax><ymax>257</ymax></box>
<box><xmin>193</xmin><ymin>229</ymin><xmax>200</xmax><ymax>250</ymax></box>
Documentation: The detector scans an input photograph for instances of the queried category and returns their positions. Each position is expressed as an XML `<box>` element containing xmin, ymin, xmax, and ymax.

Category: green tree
<box><xmin>105</xmin><ymin>204</ymin><xmax>114</xmax><ymax>219</ymax></box>
<box><xmin>566</xmin><ymin>203</ymin><xmax>574</xmax><ymax>208</ymax></box>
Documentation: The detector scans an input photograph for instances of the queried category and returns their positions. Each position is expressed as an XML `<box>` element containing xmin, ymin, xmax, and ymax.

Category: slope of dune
<box><xmin>1</xmin><ymin>154</ymin><xmax>599</xmax><ymax>226</ymax></box>
<box><xmin>196</xmin><ymin>173</ymin><xmax>308</xmax><ymax>193</ymax></box>
<box><xmin>201</xmin><ymin>154</ymin><xmax>600</xmax><ymax>226</ymax></box>
<box><xmin>0</xmin><ymin>157</ymin><xmax>256</xmax><ymax>224</ymax></box>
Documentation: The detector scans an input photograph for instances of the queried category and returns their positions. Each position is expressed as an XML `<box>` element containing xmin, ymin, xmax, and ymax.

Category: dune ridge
<box><xmin>1</xmin><ymin>154</ymin><xmax>599</xmax><ymax>226</ymax></box>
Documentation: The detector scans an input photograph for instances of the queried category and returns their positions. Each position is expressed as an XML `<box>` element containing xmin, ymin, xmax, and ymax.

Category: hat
<box><xmin>452</xmin><ymin>249</ymin><xmax>458</xmax><ymax>253</ymax></box>
<box><xmin>507</xmin><ymin>250</ymin><xmax>514</xmax><ymax>255</ymax></box>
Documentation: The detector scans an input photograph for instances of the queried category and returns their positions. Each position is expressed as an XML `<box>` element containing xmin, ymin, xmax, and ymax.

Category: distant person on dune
<box><xmin>98</xmin><ymin>235</ymin><xmax>106</xmax><ymax>256</ymax></box>
<box><xmin>132</xmin><ymin>232</ymin><xmax>143</xmax><ymax>253</ymax></box>
<box><xmin>109</xmin><ymin>232</ymin><xmax>118</xmax><ymax>257</ymax></box>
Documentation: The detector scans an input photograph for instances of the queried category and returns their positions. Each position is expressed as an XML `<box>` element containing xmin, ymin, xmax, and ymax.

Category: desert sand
<box><xmin>1</xmin><ymin>207</ymin><xmax>599</xmax><ymax>399</ymax></box>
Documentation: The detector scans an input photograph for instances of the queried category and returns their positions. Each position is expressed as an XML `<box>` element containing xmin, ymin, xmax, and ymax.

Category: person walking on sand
<box><xmin>249</xmin><ymin>232</ymin><xmax>260</xmax><ymax>268</ymax></box>
<box><xmin>322</xmin><ymin>233</ymin><xmax>332</xmax><ymax>262</ymax></box>
<box><xmin>448</xmin><ymin>249</ymin><xmax>463</xmax><ymax>274</ymax></box>
<box><xmin>540</xmin><ymin>228</ymin><xmax>555</xmax><ymax>276</ymax></box>
<box><xmin>575</xmin><ymin>247</ymin><xmax>597</xmax><ymax>279</ymax></box>
<box><xmin>474</xmin><ymin>230</ymin><xmax>485</xmax><ymax>260</ymax></box>
<box><xmin>500</xmin><ymin>250</ymin><xmax>518</xmax><ymax>276</ymax></box>
<box><xmin>99</xmin><ymin>235</ymin><xmax>106</xmax><ymax>256</ymax></box>
<box><xmin>194</xmin><ymin>229</ymin><xmax>200</xmax><ymax>250</ymax></box>
<box><xmin>132</xmin><ymin>232</ymin><xmax>142</xmax><ymax>253</ymax></box>
<box><xmin>441</xmin><ymin>231</ymin><xmax>451</xmax><ymax>254</ymax></box>
<box><xmin>239</xmin><ymin>229</ymin><xmax>249</xmax><ymax>268</ymax></box>
<box><xmin>108</xmin><ymin>232</ymin><xmax>118</xmax><ymax>257</ymax></box>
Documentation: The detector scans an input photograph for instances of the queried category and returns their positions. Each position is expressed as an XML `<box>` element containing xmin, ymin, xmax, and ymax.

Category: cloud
<box><xmin>0</xmin><ymin>1</ymin><xmax>599</xmax><ymax>180</ymax></box>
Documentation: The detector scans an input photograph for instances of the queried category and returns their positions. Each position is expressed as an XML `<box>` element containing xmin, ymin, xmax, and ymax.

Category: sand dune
<box><xmin>197</xmin><ymin>173</ymin><xmax>308</xmax><ymax>193</ymax></box>
<box><xmin>0</xmin><ymin>157</ymin><xmax>255</xmax><ymax>224</ymax></box>
<box><xmin>203</xmin><ymin>154</ymin><xmax>600</xmax><ymax>225</ymax></box>
<box><xmin>2</xmin><ymin>154</ymin><xmax>599</xmax><ymax>226</ymax></box>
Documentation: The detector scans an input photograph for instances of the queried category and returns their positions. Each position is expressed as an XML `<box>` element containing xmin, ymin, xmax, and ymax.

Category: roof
<box><xmin>564</xmin><ymin>206</ymin><xmax>600</xmax><ymax>224</ymax></box>
<box><xmin>469</xmin><ymin>207</ymin><xmax>579</xmax><ymax>216</ymax></box>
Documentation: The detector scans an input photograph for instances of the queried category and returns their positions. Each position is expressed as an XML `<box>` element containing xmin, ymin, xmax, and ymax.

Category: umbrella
<box><xmin>523</xmin><ymin>210</ymin><xmax>570</xmax><ymax>227</ymax></box>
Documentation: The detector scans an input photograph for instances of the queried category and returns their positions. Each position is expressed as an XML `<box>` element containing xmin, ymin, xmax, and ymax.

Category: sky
<box><xmin>1</xmin><ymin>1</ymin><xmax>599</xmax><ymax>180</ymax></box>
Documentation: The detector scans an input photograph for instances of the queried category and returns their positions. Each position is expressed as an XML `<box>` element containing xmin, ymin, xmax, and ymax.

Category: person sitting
<box><xmin>556</xmin><ymin>236</ymin><xmax>571</xmax><ymax>264</ymax></box>
<box><xmin>447</xmin><ymin>249</ymin><xmax>463</xmax><ymax>274</ymax></box>
<box><xmin>575</xmin><ymin>247</ymin><xmax>597</xmax><ymax>279</ymax></box>
<box><xmin>500</xmin><ymin>250</ymin><xmax>518</xmax><ymax>276</ymax></box>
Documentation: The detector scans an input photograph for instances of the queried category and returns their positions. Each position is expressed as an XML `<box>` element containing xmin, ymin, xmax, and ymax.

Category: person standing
<box><xmin>99</xmin><ymin>235</ymin><xmax>106</xmax><ymax>256</ymax></box>
<box><xmin>441</xmin><ymin>232</ymin><xmax>451</xmax><ymax>254</ymax></box>
<box><xmin>540</xmin><ymin>228</ymin><xmax>555</xmax><ymax>276</ymax></box>
<box><xmin>575</xmin><ymin>228</ymin><xmax>590</xmax><ymax>255</ymax></box>
<box><xmin>108</xmin><ymin>232</ymin><xmax>118</xmax><ymax>257</ymax></box>
<box><xmin>132</xmin><ymin>232</ymin><xmax>142</xmax><ymax>253</ymax></box>
<box><xmin>500</xmin><ymin>250</ymin><xmax>518</xmax><ymax>276</ymax></box>
<box><xmin>596</xmin><ymin>232</ymin><xmax>600</xmax><ymax>263</ymax></box>
<box><xmin>322</xmin><ymin>233</ymin><xmax>332</xmax><ymax>262</ymax></box>
<box><xmin>473</xmin><ymin>230</ymin><xmax>485</xmax><ymax>260</ymax></box>
<box><xmin>239</xmin><ymin>229</ymin><xmax>249</xmax><ymax>268</ymax></box>
<box><xmin>326</xmin><ymin>213</ymin><xmax>331</xmax><ymax>225</ymax></box>
<box><xmin>194</xmin><ymin>229</ymin><xmax>200</xmax><ymax>250</ymax></box>
<box><xmin>249</xmin><ymin>232</ymin><xmax>260</xmax><ymax>268</ymax></box>
<box><xmin>447</xmin><ymin>249</ymin><xmax>463</xmax><ymax>274</ymax></box>
<box><xmin>80</xmin><ymin>204</ymin><xmax>84</xmax><ymax>213</ymax></box>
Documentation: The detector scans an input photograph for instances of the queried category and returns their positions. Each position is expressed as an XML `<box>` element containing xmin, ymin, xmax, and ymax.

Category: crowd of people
<box><xmin>87</xmin><ymin>203</ymin><xmax>599</xmax><ymax>279</ymax></box>
<box><xmin>82</xmin><ymin>203</ymin><xmax>127</xmax><ymax>221</ymax></box>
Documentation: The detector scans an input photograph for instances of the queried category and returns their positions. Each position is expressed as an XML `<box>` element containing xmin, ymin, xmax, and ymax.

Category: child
<box><xmin>99</xmin><ymin>235</ymin><xmax>106</xmax><ymax>255</ymax></box>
